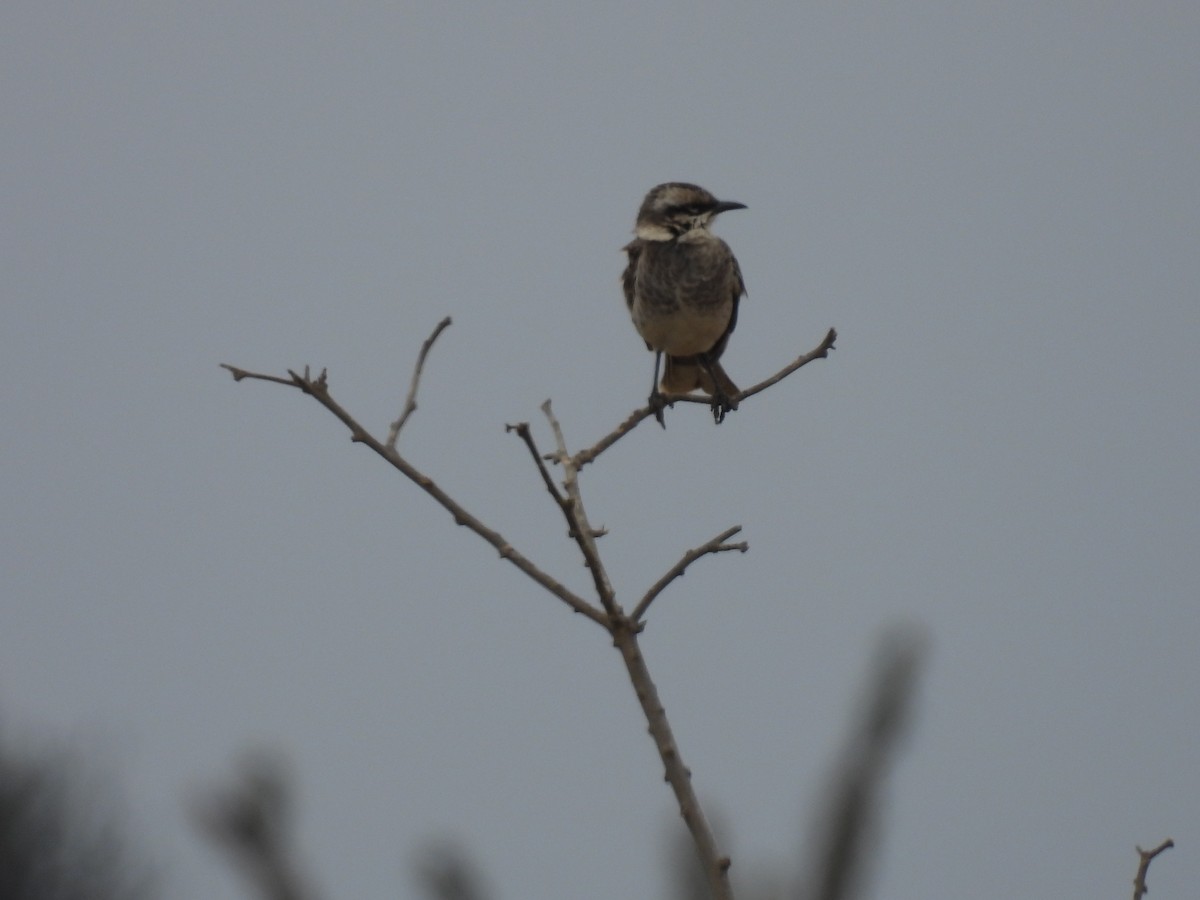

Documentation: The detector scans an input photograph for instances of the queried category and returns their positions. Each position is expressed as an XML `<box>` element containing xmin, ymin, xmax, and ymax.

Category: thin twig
<box><xmin>221</xmin><ymin>364</ymin><xmax>608</xmax><ymax>629</ymax></box>
<box><xmin>569</xmin><ymin>405</ymin><xmax>657</xmax><ymax>469</ymax></box>
<box><xmin>739</xmin><ymin>326</ymin><xmax>837</xmax><ymax>401</ymax></box>
<box><xmin>632</xmin><ymin>526</ymin><xmax>747</xmax><ymax>623</ymax></box>
<box><xmin>571</xmin><ymin>327</ymin><xmax>838</xmax><ymax>469</ymax></box>
<box><xmin>540</xmin><ymin>400</ymin><xmax>621</xmax><ymax>619</ymax></box>
<box><xmin>506</xmin><ymin>422</ymin><xmax>566</xmax><ymax>506</ymax></box>
<box><xmin>220</xmin><ymin>364</ymin><xmax>299</xmax><ymax>387</ymax></box>
<box><xmin>1132</xmin><ymin>839</ymin><xmax>1174</xmax><ymax>900</ymax></box>
<box><xmin>387</xmin><ymin>316</ymin><xmax>453</xmax><ymax>449</ymax></box>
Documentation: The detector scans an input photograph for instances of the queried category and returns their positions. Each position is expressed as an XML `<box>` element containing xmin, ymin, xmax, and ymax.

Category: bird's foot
<box><xmin>709</xmin><ymin>390</ymin><xmax>739</xmax><ymax>425</ymax></box>
<box><xmin>648</xmin><ymin>391</ymin><xmax>669</xmax><ymax>429</ymax></box>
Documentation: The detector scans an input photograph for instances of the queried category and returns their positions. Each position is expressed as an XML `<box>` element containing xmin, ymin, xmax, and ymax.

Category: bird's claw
<box><xmin>649</xmin><ymin>391</ymin><xmax>669</xmax><ymax>429</ymax></box>
<box><xmin>710</xmin><ymin>391</ymin><xmax>738</xmax><ymax>425</ymax></box>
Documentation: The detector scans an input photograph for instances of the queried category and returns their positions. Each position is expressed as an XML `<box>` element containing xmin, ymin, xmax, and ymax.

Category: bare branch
<box><xmin>1132</xmin><ymin>839</ymin><xmax>1174</xmax><ymax>900</ymax></box>
<box><xmin>739</xmin><ymin>327</ymin><xmax>837</xmax><ymax>401</ymax></box>
<box><xmin>222</xmin><ymin>318</ymin><xmax>824</xmax><ymax>900</ymax></box>
<box><xmin>220</xmin><ymin>364</ymin><xmax>302</xmax><ymax>387</ymax></box>
<box><xmin>527</xmin><ymin>401</ymin><xmax>734</xmax><ymax>898</ymax></box>
<box><xmin>223</xmin><ymin>364</ymin><xmax>608</xmax><ymax>628</ymax></box>
<box><xmin>540</xmin><ymin>400</ymin><xmax>621</xmax><ymax>619</ymax></box>
<box><xmin>632</xmin><ymin>526</ymin><xmax>747</xmax><ymax>623</ymax></box>
<box><xmin>505</xmin><ymin>422</ymin><xmax>566</xmax><ymax>507</ymax></box>
<box><xmin>572</xmin><ymin>328</ymin><xmax>838</xmax><ymax>469</ymax></box>
<box><xmin>613</xmin><ymin>621</ymin><xmax>734</xmax><ymax>900</ymax></box>
<box><xmin>387</xmin><ymin>316</ymin><xmax>453</xmax><ymax>449</ymax></box>
<box><xmin>570</xmin><ymin>404</ymin><xmax>657</xmax><ymax>469</ymax></box>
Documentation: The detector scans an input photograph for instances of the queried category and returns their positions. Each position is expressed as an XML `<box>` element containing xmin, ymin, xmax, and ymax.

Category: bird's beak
<box><xmin>712</xmin><ymin>200</ymin><xmax>747</xmax><ymax>215</ymax></box>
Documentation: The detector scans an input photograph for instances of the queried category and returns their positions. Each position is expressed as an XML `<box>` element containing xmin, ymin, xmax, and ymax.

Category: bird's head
<box><xmin>633</xmin><ymin>182</ymin><xmax>746</xmax><ymax>241</ymax></box>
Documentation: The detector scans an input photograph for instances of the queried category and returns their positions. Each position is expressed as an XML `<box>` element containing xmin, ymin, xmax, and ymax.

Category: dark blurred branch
<box><xmin>802</xmin><ymin>627</ymin><xmax>927</xmax><ymax>900</ymax></box>
<box><xmin>1132</xmin><ymin>838</ymin><xmax>1173</xmax><ymax>900</ymax></box>
<box><xmin>193</xmin><ymin>753</ymin><xmax>314</xmax><ymax>900</ymax></box>
<box><xmin>415</xmin><ymin>841</ymin><xmax>491</xmax><ymax>900</ymax></box>
<box><xmin>0</xmin><ymin>723</ymin><xmax>156</xmax><ymax>900</ymax></box>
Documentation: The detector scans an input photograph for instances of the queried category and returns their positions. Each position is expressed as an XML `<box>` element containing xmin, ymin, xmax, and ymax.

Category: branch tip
<box><xmin>1133</xmin><ymin>839</ymin><xmax>1174</xmax><ymax>900</ymax></box>
<box><xmin>386</xmin><ymin>316</ymin><xmax>453</xmax><ymax>449</ymax></box>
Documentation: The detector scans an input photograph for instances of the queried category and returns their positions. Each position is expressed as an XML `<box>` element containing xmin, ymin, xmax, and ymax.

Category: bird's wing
<box><xmin>620</xmin><ymin>240</ymin><xmax>642</xmax><ymax>311</ymax></box>
<box><xmin>707</xmin><ymin>243</ymin><xmax>745</xmax><ymax>360</ymax></box>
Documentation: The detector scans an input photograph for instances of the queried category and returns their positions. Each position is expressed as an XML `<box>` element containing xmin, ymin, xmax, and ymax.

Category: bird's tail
<box><xmin>662</xmin><ymin>356</ymin><xmax>740</xmax><ymax>401</ymax></box>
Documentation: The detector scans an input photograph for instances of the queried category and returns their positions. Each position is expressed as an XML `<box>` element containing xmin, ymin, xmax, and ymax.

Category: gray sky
<box><xmin>3</xmin><ymin>3</ymin><xmax>1197</xmax><ymax>898</ymax></box>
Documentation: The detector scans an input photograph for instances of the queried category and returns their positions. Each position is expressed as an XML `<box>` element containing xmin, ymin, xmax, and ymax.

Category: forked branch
<box><xmin>633</xmin><ymin>526</ymin><xmax>748</xmax><ymax>623</ymax></box>
<box><xmin>1132</xmin><ymin>839</ymin><xmax>1173</xmax><ymax>900</ymax></box>
<box><xmin>539</xmin><ymin>400</ymin><xmax>621</xmax><ymax>619</ymax></box>
<box><xmin>220</xmin><ymin>325</ymin><xmax>607</xmax><ymax>629</ymax></box>
<box><xmin>522</xmin><ymin>401</ymin><xmax>733</xmax><ymax>899</ymax></box>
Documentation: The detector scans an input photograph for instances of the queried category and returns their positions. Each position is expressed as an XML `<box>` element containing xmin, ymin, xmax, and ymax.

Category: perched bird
<box><xmin>621</xmin><ymin>182</ymin><xmax>747</xmax><ymax>424</ymax></box>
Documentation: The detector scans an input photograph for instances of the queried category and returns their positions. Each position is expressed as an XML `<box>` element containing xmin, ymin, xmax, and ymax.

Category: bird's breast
<box><xmin>633</xmin><ymin>305</ymin><xmax>731</xmax><ymax>356</ymax></box>
<box><xmin>629</xmin><ymin>241</ymin><xmax>735</xmax><ymax>354</ymax></box>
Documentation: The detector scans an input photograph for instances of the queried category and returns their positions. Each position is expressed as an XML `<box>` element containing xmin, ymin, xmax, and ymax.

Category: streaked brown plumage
<box><xmin>622</xmin><ymin>183</ymin><xmax>746</xmax><ymax>423</ymax></box>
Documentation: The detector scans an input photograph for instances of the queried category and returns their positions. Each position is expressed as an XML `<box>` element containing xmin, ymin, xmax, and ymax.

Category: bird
<box><xmin>621</xmin><ymin>182</ymin><xmax>747</xmax><ymax>425</ymax></box>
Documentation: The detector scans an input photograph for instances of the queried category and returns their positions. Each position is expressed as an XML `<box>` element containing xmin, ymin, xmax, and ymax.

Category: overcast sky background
<box><xmin>3</xmin><ymin>4</ymin><xmax>1197</xmax><ymax>898</ymax></box>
